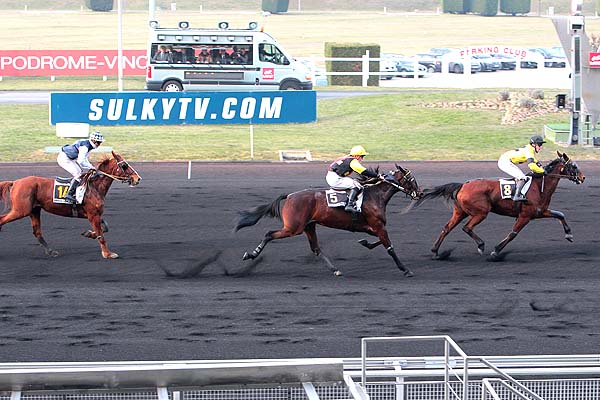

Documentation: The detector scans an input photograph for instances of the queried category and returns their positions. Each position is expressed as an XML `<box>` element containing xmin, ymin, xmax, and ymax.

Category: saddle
<box><xmin>498</xmin><ymin>176</ymin><xmax>532</xmax><ymax>200</ymax></box>
<box><xmin>52</xmin><ymin>176</ymin><xmax>89</xmax><ymax>205</ymax></box>
<box><xmin>325</xmin><ymin>189</ymin><xmax>364</xmax><ymax>212</ymax></box>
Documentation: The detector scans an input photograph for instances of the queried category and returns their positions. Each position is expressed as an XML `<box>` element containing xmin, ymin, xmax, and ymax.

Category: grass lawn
<box><xmin>2</xmin><ymin>90</ymin><xmax>598</xmax><ymax>163</ymax></box>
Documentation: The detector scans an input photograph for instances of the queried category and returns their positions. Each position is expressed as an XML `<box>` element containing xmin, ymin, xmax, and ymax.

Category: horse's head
<box><xmin>387</xmin><ymin>164</ymin><xmax>422</xmax><ymax>200</ymax></box>
<box><xmin>97</xmin><ymin>151</ymin><xmax>142</xmax><ymax>186</ymax></box>
<box><xmin>557</xmin><ymin>151</ymin><xmax>585</xmax><ymax>184</ymax></box>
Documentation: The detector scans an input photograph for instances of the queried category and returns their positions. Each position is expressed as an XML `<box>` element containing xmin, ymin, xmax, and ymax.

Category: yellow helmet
<box><xmin>349</xmin><ymin>145</ymin><xmax>368</xmax><ymax>156</ymax></box>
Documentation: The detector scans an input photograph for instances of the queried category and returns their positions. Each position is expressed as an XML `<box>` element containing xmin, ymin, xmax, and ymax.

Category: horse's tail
<box><xmin>234</xmin><ymin>193</ymin><xmax>288</xmax><ymax>232</ymax></box>
<box><xmin>401</xmin><ymin>182</ymin><xmax>463</xmax><ymax>213</ymax></box>
<box><xmin>0</xmin><ymin>181</ymin><xmax>14</xmax><ymax>212</ymax></box>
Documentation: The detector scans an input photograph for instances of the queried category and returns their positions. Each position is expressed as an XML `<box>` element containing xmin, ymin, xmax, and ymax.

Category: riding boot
<box><xmin>345</xmin><ymin>188</ymin><xmax>360</xmax><ymax>213</ymax></box>
<box><xmin>64</xmin><ymin>179</ymin><xmax>80</xmax><ymax>203</ymax></box>
<box><xmin>512</xmin><ymin>178</ymin><xmax>527</xmax><ymax>201</ymax></box>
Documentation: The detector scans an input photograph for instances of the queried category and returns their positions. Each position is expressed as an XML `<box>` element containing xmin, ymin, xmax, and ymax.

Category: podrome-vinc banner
<box><xmin>49</xmin><ymin>91</ymin><xmax>317</xmax><ymax>125</ymax></box>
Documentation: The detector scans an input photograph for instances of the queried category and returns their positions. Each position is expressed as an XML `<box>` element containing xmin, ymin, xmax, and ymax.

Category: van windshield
<box><xmin>259</xmin><ymin>43</ymin><xmax>289</xmax><ymax>65</ymax></box>
<box><xmin>150</xmin><ymin>43</ymin><xmax>253</xmax><ymax>65</ymax></box>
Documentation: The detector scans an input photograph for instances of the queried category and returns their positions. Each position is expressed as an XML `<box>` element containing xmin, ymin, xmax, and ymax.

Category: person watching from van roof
<box><xmin>196</xmin><ymin>47</ymin><xmax>213</xmax><ymax>64</ymax></box>
<box><xmin>152</xmin><ymin>45</ymin><xmax>173</xmax><ymax>63</ymax></box>
<box><xmin>233</xmin><ymin>48</ymin><xmax>249</xmax><ymax>65</ymax></box>
<box><xmin>216</xmin><ymin>48</ymin><xmax>231</xmax><ymax>64</ymax></box>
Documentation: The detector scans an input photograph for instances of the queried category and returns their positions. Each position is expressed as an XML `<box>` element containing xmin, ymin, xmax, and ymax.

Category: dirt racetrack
<box><xmin>0</xmin><ymin>160</ymin><xmax>599</xmax><ymax>363</ymax></box>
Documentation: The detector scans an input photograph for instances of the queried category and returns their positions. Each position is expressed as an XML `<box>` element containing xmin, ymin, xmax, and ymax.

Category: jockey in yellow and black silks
<box><xmin>326</xmin><ymin>145</ymin><xmax>394</xmax><ymax>213</ymax></box>
<box><xmin>498</xmin><ymin>134</ymin><xmax>546</xmax><ymax>201</ymax></box>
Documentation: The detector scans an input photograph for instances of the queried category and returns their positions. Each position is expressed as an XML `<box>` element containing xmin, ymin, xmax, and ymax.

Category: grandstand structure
<box><xmin>1</xmin><ymin>336</ymin><xmax>600</xmax><ymax>400</ymax></box>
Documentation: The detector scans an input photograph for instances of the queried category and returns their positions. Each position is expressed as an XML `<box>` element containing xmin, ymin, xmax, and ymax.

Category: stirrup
<box><xmin>64</xmin><ymin>194</ymin><xmax>76</xmax><ymax>203</ymax></box>
<box><xmin>345</xmin><ymin>204</ymin><xmax>357</xmax><ymax>213</ymax></box>
<box><xmin>512</xmin><ymin>195</ymin><xmax>526</xmax><ymax>202</ymax></box>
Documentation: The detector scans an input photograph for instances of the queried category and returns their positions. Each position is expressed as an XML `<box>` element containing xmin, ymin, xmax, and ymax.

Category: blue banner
<box><xmin>49</xmin><ymin>91</ymin><xmax>317</xmax><ymax>125</ymax></box>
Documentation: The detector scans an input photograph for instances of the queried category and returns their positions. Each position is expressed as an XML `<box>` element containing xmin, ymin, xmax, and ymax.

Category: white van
<box><xmin>145</xmin><ymin>21</ymin><xmax>313</xmax><ymax>91</ymax></box>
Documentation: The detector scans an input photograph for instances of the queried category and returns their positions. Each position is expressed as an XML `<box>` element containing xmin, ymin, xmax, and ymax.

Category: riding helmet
<box><xmin>90</xmin><ymin>131</ymin><xmax>104</xmax><ymax>143</ymax></box>
<box><xmin>350</xmin><ymin>145</ymin><xmax>368</xmax><ymax>156</ymax></box>
<box><xmin>530</xmin><ymin>135</ymin><xmax>546</xmax><ymax>145</ymax></box>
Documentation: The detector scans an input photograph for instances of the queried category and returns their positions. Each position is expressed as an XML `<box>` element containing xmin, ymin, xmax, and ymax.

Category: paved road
<box><xmin>0</xmin><ymin>161</ymin><xmax>598</xmax><ymax>362</ymax></box>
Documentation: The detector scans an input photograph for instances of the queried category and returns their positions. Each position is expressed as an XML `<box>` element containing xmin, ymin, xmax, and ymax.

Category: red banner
<box><xmin>590</xmin><ymin>52</ymin><xmax>600</xmax><ymax>68</ymax></box>
<box><xmin>0</xmin><ymin>50</ymin><xmax>147</xmax><ymax>76</ymax></box>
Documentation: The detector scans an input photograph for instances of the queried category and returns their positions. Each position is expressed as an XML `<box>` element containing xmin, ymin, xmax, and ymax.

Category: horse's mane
<box><xmin>544</xmin><ymin>157</ymin><xmax>562</xmax><ymax>173</ymax></box>
<box><xmin>95</xmin><ymin>155</ymin><xmax>114</xmax><ymax>170</ymax></box>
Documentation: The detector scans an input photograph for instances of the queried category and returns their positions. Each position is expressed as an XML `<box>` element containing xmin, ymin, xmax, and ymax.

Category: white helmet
<box><xmin>90</xmin><ymin>131</ymin><xmax>104</xmax><ymax>143</ymax></box>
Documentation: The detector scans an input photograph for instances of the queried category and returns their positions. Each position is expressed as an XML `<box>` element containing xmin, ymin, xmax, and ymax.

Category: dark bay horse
<box><xmin>0</xmin><ymin>151</ymin><xmax>141</xmax><ymax>259</ymax></box>
<box><xmin>407</xmin><ymin>152</ymin><xmax>585</xmax><ymax>261</ymax></box>
<box><xmin>234</xmin><ymin>165</ymin><xmax>421</xmax><ymax>276</ymax></box>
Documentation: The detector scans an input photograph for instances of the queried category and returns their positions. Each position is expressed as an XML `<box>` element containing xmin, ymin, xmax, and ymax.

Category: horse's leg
<box><xmin>369</xmin><ymin>223</ymin><xmax>413</xmax><ymax>277</ymax></box>
<box><xmin>29</xmin><ymin>207</ymin><xmax>59</xmax><ymax>257</ymax></box>
<box><xmin>431</xmin><ymin>206</ymin><xmax>468</xmax><ymax>259</ymax></box>
<box><xmin>304</xmin><ymin>222</ymin><xmax>342</xmax><ymax>276</ymax></box>
<box><xmin>242</xmin><ymin>226</ymin><xmax>302</xmax><ymax>261</ymax></box>
<box><xmin>490</xmin><ymin>216</ymin><xmax>532</xmax><ymax>259</ymax></box>
<box><xmin>86</xmin><ymin>213</ymin><xmax>118</xmax><ymax>259</ymax></box>
<box><xmin>357</xmin><ymin>239</ymin><xmax>381</xmax><ymax>250</ymax></box>
<box><xmin>462</xmin><ymin>214</ymin><xmax>488</xmax><ymax>255</ymax></box>
<box><xmin>541</xmin><ymin>209</ymin><xmax>573</xmax><ymax>242</ymax></box>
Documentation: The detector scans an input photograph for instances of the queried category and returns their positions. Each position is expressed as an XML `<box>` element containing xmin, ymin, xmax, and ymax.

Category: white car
<box><xmin>380</xmin><ymin>60</ymin><xmax>397</xmax><ymax>80</ymax></box>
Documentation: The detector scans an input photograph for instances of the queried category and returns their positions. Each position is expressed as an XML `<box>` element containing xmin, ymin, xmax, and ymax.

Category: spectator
<box><xmin>215</xmin><ymin>48</ymin><xmax>231</xmax><ymax>64</ymax></box>
<box><xmin>152</xmin><ymin>45</ymin><xmax>172</xmax><ymax>63</ymax></box>
<box><xmin>196</xmin><ymin>47</ymin><xmax>213</xmax><ymax>64</ymax></box>
<box><xmin>233</xmin><ymin>48</ymin><xmax>250</xmax><ymax>64</ymax></box>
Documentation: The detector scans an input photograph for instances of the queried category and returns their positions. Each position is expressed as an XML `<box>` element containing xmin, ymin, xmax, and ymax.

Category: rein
<box><xmin>94</xmin><ymin>169</ymin><xmax>131</xmax><ymax>183</ymax></box>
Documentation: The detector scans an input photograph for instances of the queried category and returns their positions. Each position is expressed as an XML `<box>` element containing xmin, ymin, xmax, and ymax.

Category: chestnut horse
<box><xmin>234</xmin><ymin>165</ymin><xmax>421</xmax><ymax>276</ymax></box>
<box><xmin>0</xmin><ymin>151</ymin><xmax>141</xmax><ymax>259</ymax></box>
<box><xmin>407</xmin><ymin>152</ymin><xmax>585</xmax><ymax>261</ymax></box>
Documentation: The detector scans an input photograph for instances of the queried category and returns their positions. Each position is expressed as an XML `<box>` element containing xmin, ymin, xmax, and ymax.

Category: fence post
<box><xmin>362</xmin><ymin>50</ymin><xmax>370</xmax><ymax>87</ymax></box>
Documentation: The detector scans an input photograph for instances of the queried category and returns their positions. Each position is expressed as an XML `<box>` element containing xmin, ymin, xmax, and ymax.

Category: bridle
<box><xmin>382</xmin><ymin>169</ymin><xmax>421</xmax><ymax>200</ymax></box>
<box><xmin>94</xmin><ymin>159</ymin><xmax>139</xmax><ymax>185</ymax></box>
<box><xmin>543</xmin><ymin>159</ymin><xmax>582</xmax><ymax>183</ymax></box>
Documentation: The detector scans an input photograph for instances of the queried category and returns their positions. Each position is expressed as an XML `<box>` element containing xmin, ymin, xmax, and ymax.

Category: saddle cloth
<box><xmin>52</xmin><ymin>177</ymin><xmax>87</xmax><ymax>205</ymax></box>
<box><xmin>499</xmin><ymin>177</ymin><xmax>532</xmax><ymax>200</ymax></box>
<box><xmin>325</xmin><ymin>189</ymin><xmax>364</xmax><ymax>212</ymax></box>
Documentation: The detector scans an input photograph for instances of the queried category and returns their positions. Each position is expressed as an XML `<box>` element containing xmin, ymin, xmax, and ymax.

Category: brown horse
<box><xmin>407</xmin><ymin>151</ymin><xmax>585</xmax><ymax>261</ymax></box>
<box><xmin>234</xmin><ymin>165</ymin><xmax>421</xmax><ymax>276</ymax></box>
<box><xmin>0</xmin><ymin>151</ymin><xmax>141</xmax><ymax>259</ymax></box>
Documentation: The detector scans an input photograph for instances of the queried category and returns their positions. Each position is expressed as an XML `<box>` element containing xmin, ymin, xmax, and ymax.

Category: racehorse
<box><xmin>0</xmin><ymin>151</ymin><xmax>141</xmax><ymax>259</ymax></box>
<box><xmin>234</xmin><ymin>165</ymin><xmax>421</xmax><ymax>276</ymax></box>
<box><xmin>406</xmin><ymin>151</ymin><xmax>585</xmax><ymax>261</ymax></box>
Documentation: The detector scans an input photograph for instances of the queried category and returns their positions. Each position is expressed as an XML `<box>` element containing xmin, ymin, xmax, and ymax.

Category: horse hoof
<box><xmin>48</xmin><ymin>250</ymin><xmax>60</xmax><ymax>257</ymax></box>
<box><xmin>477</xmin><ymin>246</ymin><xmax>485</xmax><ymax>255</ymax></box>
<box><xmin>103</xmin><ymin>252</ymin><xmax>119</xmax><ymax>259</ymax></box>
<box><xmin>357</xmin><ymin>239</ymin><xmax>368</xmax><ymax>247</ymax></box>
<box><xmin>565</xmin><ymin>234</ymin><xmax>573</xmax><ymax>242</ymax></box>
<box><xmin>404</xmin><ymin>270</ymin><xmax>414</xmax><ymax>277</ymax></box>
<box><xmin>333</xmin><ymin>270</ymin><xmax>343</xmax><ymax>277</ymax></box>
<box><xmin>242</xmin><ymin>252</ymin><xmax>253</xmax><ymax>261</ymax></box>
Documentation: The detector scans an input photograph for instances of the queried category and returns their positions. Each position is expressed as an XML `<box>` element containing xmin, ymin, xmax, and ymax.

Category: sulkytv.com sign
<box><xmin>0</xmin><ymin>50</ymin><xmax>146</xmax><ymax>76</ymax></box>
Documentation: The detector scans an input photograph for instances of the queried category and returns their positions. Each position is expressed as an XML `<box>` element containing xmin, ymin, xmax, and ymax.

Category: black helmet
<box><xmin>530</xmin><ymin>135</ymin><xmax>546</xmax><ymax>145</ymax></box>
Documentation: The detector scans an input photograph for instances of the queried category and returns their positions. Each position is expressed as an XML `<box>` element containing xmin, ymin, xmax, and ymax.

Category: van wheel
<box><xmin>162</xmin><ymin>80</ymin><xmax>183</xmax><ymax>91</ymax></box>
<box><xmin>427</xmin><ymin>66</ymin><xmax>435</xmax><ymax>73</ymax></box>
<box><xmin>280</xmin><ymin>81</ymin><xmax>301</xmax><ymax>90</ymax></box>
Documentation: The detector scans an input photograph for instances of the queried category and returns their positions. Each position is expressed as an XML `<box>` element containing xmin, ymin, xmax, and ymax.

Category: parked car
<box><xmin>447</xmin><ymin>58</ymin><xmax>481</xmax><ymax>74</ymax></box>
<box><xmin>546</xmin><ymin>46</ymin><xmax>568</xmax><ymax>67</ymax></box>
<box><xmin>414</xmin><ymin>53</ymin><xmax>442</xmax><ymax>73</ymax></box>
<box><xmin>429</xmin><ymin>47</ymin><xmax>454</xmax><ymax>56</ymax></box>
<box><xmin>395</xmin><ymin>59</ymin><xmax>428</xmax><ymax>78</ymax></box>
<box><xmin>527</xmin><ymin>47</ymin><xmax>566</xmax><ymax>68</ymax></box>
<box><xmin>491</xmin><ymin>54</ymin><xmax>517</xmax><ymax>70</ymax></box>
<box><xmin>380</xmin><ymin>60</ymin><xmax>397</xmax><ymax>80</ymax></box>
<box><xmin>473</xmin><ymin>54</ymin><xmax>501</xmax><ymax>72</ymax></box>
<box><xmin>298</xmin><ymin>60</ymin><xmax>328</xmax><ymax>86</ymax></box>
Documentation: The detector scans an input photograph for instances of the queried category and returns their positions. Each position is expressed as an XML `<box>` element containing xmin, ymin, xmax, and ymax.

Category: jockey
<box><xmin>326</xmin><ymin>145</ymin><xmax>393</xmax><ymax>213</ymax></box>
<box><xmin>498</xmin><ymin>134</ymin><xmax>546</xmax><ymax>201</ymax></box>
<box><xmin>57</xmin><ymin>131</ymin><xmax>104</xmax><ymax>203</ymax></box>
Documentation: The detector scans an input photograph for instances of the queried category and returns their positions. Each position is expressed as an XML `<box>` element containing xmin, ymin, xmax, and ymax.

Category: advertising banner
<box><xmin>50</xmin><ymin>91</ymin><xmax>317</xmax><ymax>125</ymax></box>
<box><xmin>589</xmin><ymin>52</ymin><xmax>600</xmax><ymax>68</ymax></box>
<box><xmin>0</xmin><ymin>50</ymin><xmax>146</xmax><ymax>76</ymax></box>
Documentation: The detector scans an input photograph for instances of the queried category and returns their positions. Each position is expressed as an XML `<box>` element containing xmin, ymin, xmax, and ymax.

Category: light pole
<box><xmin>568</xmin><ymin>0</ymin><xmax>584</xmax><ymax>145</ymax></box>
